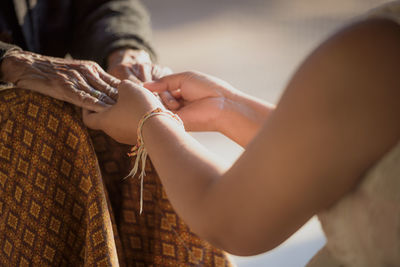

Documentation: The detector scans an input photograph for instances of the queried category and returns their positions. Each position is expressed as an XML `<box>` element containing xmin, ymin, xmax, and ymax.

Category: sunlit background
<box><xmin>143</xmin><ymin>0</ymin><xmax>391</xmax><ymax>266</ymax></box>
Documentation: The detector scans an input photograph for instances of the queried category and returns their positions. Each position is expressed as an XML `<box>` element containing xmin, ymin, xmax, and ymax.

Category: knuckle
<box><xmin>90</xmin><ymin>61</ymin><xmax>100</xmax><ymax>68</ymax></box>
<box><xmin>79</xmin><ymin>64</ymin><xmax>91</xmax><ymax>72</ymax></box>
<box><xmin>85</xmin><ymin>60</ymin><xmax>100</xmax><ymax>71</ymax></box>
<box><xmin>73</xmin><ymin>88</ymin><xmax>84</xmax><ymax>96</ymax></box>
<box><xmin>82</xmin><ymin>60</ymin><xmax>93</xmax><ymax>66</ymax></box>
<box><xmin>76</xmin><ymin>80</ymin><xmax>90</xmax><ymax>91</ymax></box>
<box><xmin>81</xmin><ymin>95</ymin><xmax>93</xmax><ymax>104</ymax></box>
<box><xmin>185</xmin><ymin>70</ymin><xmax>199</xmax><ymax>77</ymax></box>
<box><xmin>182</xmin><ymin>71</ymin><xmax>193</xmax><ymax>76</ymax></box>
<box><xmin>78</xmin><ymin>92</ymin><xmax>90</xmax><ymax>102</ymax></box>
<box><xmin>119</xmin><ymin>79</ymin><xmax>132</xmax><ymax>88</ymax></box>
<box><xmin>69</xmin><ymin>69</ymin><xmax>82</xmax><ymax>79</ymax></box>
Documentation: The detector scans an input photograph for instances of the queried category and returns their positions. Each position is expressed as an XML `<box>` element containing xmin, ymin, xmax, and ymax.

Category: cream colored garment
<box><xmin>307</xmin><ymin>139</ymin><xmax>400</xmax><ymax>267</ymax></box>
<box><xmin>367</xmin><ymin>0</ymin><xmax>400</xmax><ymax>25</ymax></box>
<box><xmin>306</xmin><ymin>4</ymin><xmax>400</xmax><ymax>266</ymax></box>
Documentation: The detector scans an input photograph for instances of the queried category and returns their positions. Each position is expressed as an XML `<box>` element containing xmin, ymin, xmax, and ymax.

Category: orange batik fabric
<box><xmin>0</xmin><ymin>89</ymin><xmax>233</xmax><ymax>266</ymax></box>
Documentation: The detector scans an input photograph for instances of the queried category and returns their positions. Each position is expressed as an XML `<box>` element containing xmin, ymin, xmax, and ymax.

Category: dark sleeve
<box><xmin>70</xmin><ymin>0</ymin><xmax>156</xmax><ymax>68</ymax></box>
<box><xmin>0</xmin><ymin>41</ymin><xmax>21</xmax><ymax>81</ymax></box>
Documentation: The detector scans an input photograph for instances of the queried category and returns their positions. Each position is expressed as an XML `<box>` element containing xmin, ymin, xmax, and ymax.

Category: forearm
<box><xmin>141</xmin><ymin>108</ymin><xmax>279</xmax><ymax>253</ymax></box>
<box><xmin>219</xmin><ymin>92</ymin><xmax>274</xmax><ymax>146</ymax></box>
<box><xmin>142</xmin><ymin>115</ymin><xmax>228</xmax><ymax>235</ymax></box>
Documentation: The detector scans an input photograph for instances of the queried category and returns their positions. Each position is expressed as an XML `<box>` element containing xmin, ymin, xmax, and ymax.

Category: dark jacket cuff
<box><xmin>103</xmin><ymin>38</ymin><xmax>157</xmax><ymax>66</ymax></box>
<box><xmin>0</xmin><ymin>42</ymin><xmax>22</xmax><ymax>82</ymax></box>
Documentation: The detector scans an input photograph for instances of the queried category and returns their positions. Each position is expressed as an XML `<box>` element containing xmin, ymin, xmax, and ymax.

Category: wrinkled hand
<box><xmin>1</xmin><ymin>50</ymin><xmax>120</xmax><ymax>112</ymax></box>
<box><xmin>106</xmin><ymin>48</ymin><xmax>172</xmax><ymax>83</ymax></box>
<box><xmin>144</xmin><ymin>71</ymin><xmax>237</xmax><ymax>131</ymax></box>
<box><xmin>83</xmin><ymin>80</ymin><xmax>164</xmax><ymax>144</ymax></box>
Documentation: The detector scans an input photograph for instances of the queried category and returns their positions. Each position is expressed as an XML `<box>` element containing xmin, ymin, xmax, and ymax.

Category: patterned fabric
<box><xmin>0</xmin><ymin>88</ymin><xmax>234</xmax><ymax>266</ymax></box>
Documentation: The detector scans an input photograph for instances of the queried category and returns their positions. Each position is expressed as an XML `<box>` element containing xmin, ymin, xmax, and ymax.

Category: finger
<box><xmin>82</xmin><ymin>66</ymin><xmax>119</xmax><ymax>101</ymax></box>
<box><xmin>152</xmin><ymin>65</ymin><xmax>173</xmax><ymax>80</ymax></box>
<box><xmin>127</xmin><ymin>68</ymin><xmax>143</xmax><ymax>84</ymax></box>
<box><xmin>132</xmin><ymin>63</ymin><xmax>152</xmax><ymax>82</ymax></box>
<box><xmin>82</xmin><ymin>109</ymin><xmax>104</xmax><ymax>130</ymax></box>
<box><xmin>86</xmin><ymin>76</ymin><xmax>117</xmax><ymax>103</ymax></box>
<box><xmin>96</xmin><ymin>65</ymin><xmax>121</xmax><ymax>100</ymax></box>
<box><xmin>98</xmin><ymin>67</ymin><xmax>121</xmax><ymax>88</ymax></box>
<box><xmin>170</xmin><ymin>89</ymin><xmax>182</xmax><ymax>98</ymax></box>
<box><xmin>159</xmin><ymin>91</ymin><xmax>181</xmax><ymax>110</ymax></box>
<box><xmin>143</xmin><ymin>80</ymin><xmax>168</xmax><ymax>93</ymax></box>
<box><xmin>92</xmin><ymin>88</ymin><xmax>116</xmax><ymax>105</ymax></box>
<box><xmin>78</xmin><ymin>81</ymin><xmax>115</xmax><ymax>105</ymax></box>
<box><xmin>118</xmin><ymin>79</ymin><xmax>145</xmax><ymax>93</ymax></box>
<box><xmin>80</xmin><ymin>94</ymin><xmax>111</xmax><ymax>113</ymax></box>
<box><xmin>143</xmin><ymin>72</ymin><xmax>191</xmax><ymax>93</ymax></box>
<box><xmin>151</xmin><ymin>65</ymin><xmax>163</xmax><ymax>80</ymax></box>
<box><xmin>69</xmin><ymin>89</ymin><xmax>111</xmax><ymax>113</ymax></box>
<box><xmin>53</xmin><ymin>67</ymin><xmax>116</xmax><ymax>106</ymax></box>
<box><xmin>118</xmin><ymin>65</ymin><xmax>143</xmax><ymax>84</ymax></box>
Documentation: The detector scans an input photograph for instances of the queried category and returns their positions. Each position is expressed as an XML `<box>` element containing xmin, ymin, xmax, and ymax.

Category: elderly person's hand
<box><xmin>0</xmin><ymin>49</ymin><xmax>120</xmax><ymax>112</ymax></box>
<box><xmin>106</xmin><ymin>48</ymin><xmax>171</xmax><ymax>83</ymax></box>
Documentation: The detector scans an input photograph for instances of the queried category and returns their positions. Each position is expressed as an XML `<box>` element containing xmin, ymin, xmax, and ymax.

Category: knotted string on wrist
<box><xmin>125</xmin><ymin>107</ymin><xmax>184</xmax><ymax>214</ymax></box>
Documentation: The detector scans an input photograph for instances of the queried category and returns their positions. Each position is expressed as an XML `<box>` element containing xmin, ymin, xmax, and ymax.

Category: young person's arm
<box><xmin>144</xmin><ymin>71</ymin><xmax>275</xmax><ymax>147</ymax></box>
<box><xmin>83</xmin><ymin>19</ymin><xmax>400</xmax><ymax>256</ymax></box>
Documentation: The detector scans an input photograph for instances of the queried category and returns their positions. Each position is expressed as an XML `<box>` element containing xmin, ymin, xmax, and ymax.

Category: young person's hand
<box><xmin>83</xmin><ymin>80</ymin><xmax>164</xmax><ymax>144</ymax></box>
<box><xmin>144</xmin><ymin>71</ymin><xmax>237</xmax><ymax>132</ymax></box>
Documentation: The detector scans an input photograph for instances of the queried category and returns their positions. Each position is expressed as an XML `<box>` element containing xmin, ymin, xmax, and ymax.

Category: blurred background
<box><xmin>142</xmin><ymin>0</ymin><xmax>391</xmax><ymax>266</ymax></box>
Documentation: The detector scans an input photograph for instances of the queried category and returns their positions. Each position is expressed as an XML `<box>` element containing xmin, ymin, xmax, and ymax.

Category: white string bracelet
<box><xmin>126</xmin><ymin>107</ymin><xmax>184</xmax><ymax>214</ymax></box>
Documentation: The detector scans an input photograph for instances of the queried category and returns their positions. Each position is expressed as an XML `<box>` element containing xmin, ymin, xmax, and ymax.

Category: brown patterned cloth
<box><xmin>0</xmin><ymin>89</ymin><xmax>234</xmax><ymax>267</ymax></box>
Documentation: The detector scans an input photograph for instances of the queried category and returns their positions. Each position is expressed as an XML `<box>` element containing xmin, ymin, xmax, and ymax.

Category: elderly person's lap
<box><xmin>0</xmin><ymin>89</ymin><xmax>233</xmax><ymax>266</ymax></box>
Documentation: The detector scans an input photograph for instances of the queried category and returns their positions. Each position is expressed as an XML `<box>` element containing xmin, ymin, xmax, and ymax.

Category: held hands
<box><xmin>82</xmin><ymin>71</ymin><xmax>239</xmax><ymax>144</ymax></box>
<box><xmin>1</xmin><ymin>50</ymin><xmax>119</xmax><ymax>112</ymax></box>
<box><xmin>144</xmin><ymin>71</ymin><xmax>237</xmax><ymax>132</ymax></box>
<box><xmin>83</xmin><ymin>80</ymin><xmax>165</xmax><ymax>144</ymax></box>
<box><xmin>0</xmin><ymin>48</ymin><xmax>168</xmax><ymax>113</ymax></box>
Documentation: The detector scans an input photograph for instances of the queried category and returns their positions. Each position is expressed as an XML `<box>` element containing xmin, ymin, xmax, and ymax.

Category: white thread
<box><xmin>126</xmin><ymin>108</ymin><xmax>184</xmax><ymax>214</ymax></box>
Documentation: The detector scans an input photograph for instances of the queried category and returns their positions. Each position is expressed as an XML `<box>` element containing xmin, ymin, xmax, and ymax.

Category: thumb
<box><xmin>144</xmin><ymin>72</ymin><xmax>191</xmax><ymax>93</ymax></box>
<box><xmin>82</xmin><ymin>109</ymin><xmax>104</xmax><ymax>130</ymax></box>
<box><xmin>143</xmin><ymin>80</ymin><xmax>168</xmax><ymax>93</ymax></box>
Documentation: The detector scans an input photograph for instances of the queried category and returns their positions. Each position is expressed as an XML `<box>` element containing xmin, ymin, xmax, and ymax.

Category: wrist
<box><xmin>216</xmin><ymin>97</ymin><xmax>242</xmax><ymax>134</ymax></box>
<box><xmin>0</xmin><ymin>49</ymin><xmax>21</xmax><ymax>90</ymax></box>
<box><xmin>0</xmin><ymin>56</ymin><xmax>11</xmax><ymax>81</ymax></box>
<box><xmin>0</xmin><ymin>48</ymin><xmax>24</xmax><ymax>83</ymax></box>
<box><xmin>212</xmin><ymin>86</ymin><xmax>241</xmax><ymax>131</ymax></box>
<box><xmin>0</xmin><ymin>45</ymin><xmax>21</xmax><ymax>76</ymax></box>
<box><xmin>0</xmin><ymin>51</ymin><xmax>14</xmax><ymax>82</ymax></box>
<box><xmin>217</xmin><ymin>91</ymin><xmax>275</xmax><ymax>146</ymax></box>
<box><xmin>136</xmin><ymin>108</ymin><xmax>185</xmax><ymax>155</ymax></box>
